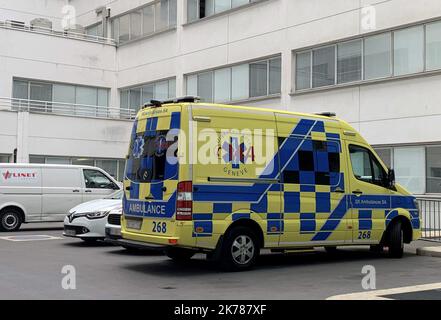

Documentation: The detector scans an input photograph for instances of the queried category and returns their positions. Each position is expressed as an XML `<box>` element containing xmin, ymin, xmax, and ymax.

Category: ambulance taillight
<box><xmin>176</xmin><ymin>181</ymin><xmax>192</xmax><ymax>221</ymax></box>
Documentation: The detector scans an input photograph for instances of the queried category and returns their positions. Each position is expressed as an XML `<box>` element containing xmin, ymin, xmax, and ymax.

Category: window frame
<box><xmin>111</xmin><ymin>0</ymin><xmax>177</xmax><ymax>45</ymax></box>
<box><xmin>185</xmin><ymin>0</ymin><xmax>269</xmax><ymax>24</ymax></box>
<box><xmin>293</xmin><ymin>18</ymin><xmax>441</xmax><ymax>93</ymax></box>
<box><xmin>120</xmin><ymin>78</ymin><xmax>176</xmax><ymax>111</ymax></box>
<box><xmin>349</xmin><ymin>144</ymin><xmax>389</xmax><ymax>189</ymax></box>
<box><xmin>185</xmin><ymin>55</ymin><xmax>281</xmax><ymax>103</ymax></box>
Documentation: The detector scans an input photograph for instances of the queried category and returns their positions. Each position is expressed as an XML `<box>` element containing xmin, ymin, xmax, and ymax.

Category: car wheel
<box><xmin>0</xmin><ymin>209</ymin><xmax>22</xmax><ymax>232</ymax></box>
<box><xmin>166</xmin><ymin>248</ymin><xmax>195</xmax><ymax>261</ymax></box>
<box><xmin>388</xmin><ymin>221</ymin><xmax>404</xmax><ymax>258</ymax></box>
<box><xmin>220</xmin><ymin>226</ymin><xmax>259</xmax><ymax>272</ymax></box>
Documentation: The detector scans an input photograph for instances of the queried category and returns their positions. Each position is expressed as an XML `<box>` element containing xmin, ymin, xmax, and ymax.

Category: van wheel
<box><xmin>166</xmin><ymin>248</ymin><xmax>195</xmax><ymax>261</ymax></box>
<box><xmin>387</xmin><ymin>221</ymin><xmax>404</xmax><ymax>258</ymax></box>
<box><xmin>220</xmin><ymin>226</ymin><xmax>259</xmax><ymax>272</ymax></box>
<box><xmin>0</xmin><ymin>209</ymin><xmax>22</xmax><ymax>232</ymax></box>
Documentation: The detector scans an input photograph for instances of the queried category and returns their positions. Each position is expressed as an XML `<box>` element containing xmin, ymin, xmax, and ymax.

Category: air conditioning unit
<box><xmin>30</xmin><ymin>18</ymin><xmax>52</xmax><ymax>32</ymax></box>
<box><xmin>6</xmin><ymin>20</ymin><xmax>25</xmax><ymax>29</ymax></box>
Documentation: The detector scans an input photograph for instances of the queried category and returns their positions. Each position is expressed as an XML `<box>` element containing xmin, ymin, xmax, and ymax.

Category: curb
<box><xmin>416</xmin><ymin>247</ymin><xmax>441</xmax><ymax>258</ymax></box>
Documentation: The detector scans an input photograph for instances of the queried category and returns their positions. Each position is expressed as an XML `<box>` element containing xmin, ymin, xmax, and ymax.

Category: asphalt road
<box><xmin>1</xmin><ymin>223</ymin><xmax>441</xmax><ymax>300</ymax></box>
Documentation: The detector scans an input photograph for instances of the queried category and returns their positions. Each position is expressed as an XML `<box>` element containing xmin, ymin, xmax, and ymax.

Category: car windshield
<box><xmin>105</xmin><ymin>190</ymin><xmax>123</xmax><ymax>199</ymax></box>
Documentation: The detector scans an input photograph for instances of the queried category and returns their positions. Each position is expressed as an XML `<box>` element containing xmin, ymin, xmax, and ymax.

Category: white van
<box><xmin>0</xmin><ymin>164</ymin><xmax>121</xmax><ymax>231</ymax></box>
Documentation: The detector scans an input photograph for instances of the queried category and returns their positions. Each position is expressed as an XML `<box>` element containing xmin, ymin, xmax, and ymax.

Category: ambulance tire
<box><xmin>387</xmin><ymin>221</ymin><xmax>404</xmax><ymax>259</ymax></box>
<box><xmin>166</xmin><ymin>248</ymin><xmax>196</xmax><ymax>262</ymax></box>
<box><xmin>220</xmin><ymin>226</ymin><xmax>259</xmax><ymax>272</ymax></box>
<box><xmin>0</xmin><ymin>208</ymin><xmax>22</xmax><ymax>232</ymax></box>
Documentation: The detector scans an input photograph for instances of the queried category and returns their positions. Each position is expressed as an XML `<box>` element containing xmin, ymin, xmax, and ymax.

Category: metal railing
<box><xmin>417</xmin><ymin>197</ymin><xmax>441</xmax><ymax>242</ymax></box>
<box><xmin>0</xmin><ymin>20</ymin><xmax>117</xmax><ymax>46</ymax></box>
<box><xmin>0</xmin><ymin>97</ymin><xmax>136</xmax><ymax>120</ymax></box>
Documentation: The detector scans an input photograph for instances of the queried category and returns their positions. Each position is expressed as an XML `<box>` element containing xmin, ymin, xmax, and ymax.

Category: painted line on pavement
<box><xmin>327</xmin><ymin>282</ymin><xmax>441</xmax><ymax>300</ymax></box>
<box><xmin>0</xmin><ymin>235</ymin><xmax>63</xmax><ymax>242</ymax></box>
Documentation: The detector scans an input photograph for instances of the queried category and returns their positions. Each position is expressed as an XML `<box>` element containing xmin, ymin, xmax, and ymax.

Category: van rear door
<box><xmin>123</xmin><ymin>105</ymin><xmax>182</xmax><ymax>237</ymax></box>
<box><xmin>41</xmin><ymin>167</ymin><xmax>83</xmax><ymax>221</ymax></box>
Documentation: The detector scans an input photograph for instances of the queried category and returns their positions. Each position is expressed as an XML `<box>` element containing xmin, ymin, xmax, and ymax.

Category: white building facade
<box><xmin>0</xmin><ymin>0</ymin><xmax>440</xmax><ymax>195</ymax></box>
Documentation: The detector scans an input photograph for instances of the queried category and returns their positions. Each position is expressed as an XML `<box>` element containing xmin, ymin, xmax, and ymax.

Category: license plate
<box><xmin>109</xmin><ymin>228</ymin><xmax>121</xmax><ymax>236</ymax></box>
<box><xmin>65</xmin><ymin>229</ymin><xmax>76</xmax><ymax>236</ymax></box>
<box><xmin>126</xmin><ymin>219</ymin><xmax>142</xmax><ymax>230</ymax></box>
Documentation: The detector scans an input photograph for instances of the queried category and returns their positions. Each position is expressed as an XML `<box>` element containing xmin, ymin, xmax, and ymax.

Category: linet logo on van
<box><xmin>2</xmin><ymin>171</ymin><xmax>37</xmax><ymax>180</ymax></box>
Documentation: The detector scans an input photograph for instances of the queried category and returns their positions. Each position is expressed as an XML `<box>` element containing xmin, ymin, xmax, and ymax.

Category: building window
<box><xmin>0</xmin><ymin>154</ymin><xmax>11</xmax><ymax>163</ymax></box>
<box><xmin>85</xmin><ymin>23</ymin><xmax>103</xmax><ymax>38</ymax></box>
<box><xmin>12</xmin><ymin>79</ymin><xmax>109</xmax><ymax>115</ymax></box>
<box><xmin>374</xmin><ymin>146</ymin><xmax>428</xmax><ymax>195</ymax></box>
<box><xmin>120</xmin><ymin>78</ymin><xmax>176</xmax><ymax>112</ymax></box>
<box><xmin>312</xmin><ymin>46</ymin><xmax>335</xmax><ymax>88</ymax></box>
<box><xmin>337</xmin><ymin>40</ymin><xmax>362</xmax><ymax>84</ymax></box>
<box><xmin>186</xmin><ymin>56</ymin><xmax>281</xmax><ymax>103</ymax></box>
<box><xmin>426</xmin><ymin>146</ymin><xmax>441</xmax><ymax>194</ymax></box>
<box><xmin>29</xmin><ymin>156</ymin><xmax>126</xmax><ymax>181</ymax></box>
<box><xmin>111</xmin><ymin>0</ymin><xmax>177</xmax><ymax>45</ymax></box>
<box><xmin>294</xmin><ymin>19</ymin><xmax>441</xmax><ymax>91</ymax></box>
<box><xmin>426</xmin><ymin>21</ymin><xmax>441</xmax><ymax>71</ymax></box>
<box><xmin>374</xmin><ymin>148</ymin><xmax>392</xmax><ymax>169</ymax></box>
<box><xmin>295</xmin><ymin>52</ymin><xmax>311</xmax><ymax>90</ymax></box>
<box><xmin>187</xmin><ymin>0</ymin><xmax>262</xmax><ymax>23</ymax></box>
<box><xmin>364</xmin><ymin>33</ymin><xmax>392</xmax><ymax>80</ymax></box>
<box><xmin>393</xmin><ymin>26</ymin><xmax>424</xmax><ymax>76</ymax></box>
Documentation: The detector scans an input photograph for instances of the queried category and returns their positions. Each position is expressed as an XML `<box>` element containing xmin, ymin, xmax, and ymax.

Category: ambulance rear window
<box><xmin>126</xmin><ymin>130</ymin><xmax>178</xmax><ymax>183</ymax></box>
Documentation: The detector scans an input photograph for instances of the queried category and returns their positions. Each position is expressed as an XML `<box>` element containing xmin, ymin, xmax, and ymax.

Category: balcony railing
<box><xmin>417</xmin><ymin>197</ymin><xmax>441</xmax><ymax>242</ymax></box>
<box><xmin>0</xmin><ymin>20</ymin><xmax>116</xmax><ymax>46</ymax></box>
<box><xmin>0</xmin><ymin>97</ymin><xmax>136</xmax><ymax>120</ymax></box>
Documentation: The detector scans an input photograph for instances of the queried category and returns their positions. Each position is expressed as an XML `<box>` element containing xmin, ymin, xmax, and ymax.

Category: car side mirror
<box><xmin>387</xmin><ymin>169</ymin><xmax>396</xmax><ymax>189</ymax></box>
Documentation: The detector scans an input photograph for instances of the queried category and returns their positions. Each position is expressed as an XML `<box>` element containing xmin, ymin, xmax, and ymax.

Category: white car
<box><xmin>63</xmin><ymin>190</ymin><xmax>122</xmax><ymax>243</ymax></box>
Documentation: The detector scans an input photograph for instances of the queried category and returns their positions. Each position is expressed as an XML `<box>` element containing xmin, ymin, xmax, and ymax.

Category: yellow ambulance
<box><xmin>119</xmin><ymin>97</ymin><xmax>421</xmax><ymax>271</ymax></box>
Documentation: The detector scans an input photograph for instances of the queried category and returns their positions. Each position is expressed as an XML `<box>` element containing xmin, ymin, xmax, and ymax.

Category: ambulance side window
<box><xmin>279</xmin><ymin>138</ymin><xmax>340</xmax><ymax>186</ymax></box>
<box><xmin>349</xmin><ymin>145</ymin><xmax>387</xmax><ymax>187</ymax></box>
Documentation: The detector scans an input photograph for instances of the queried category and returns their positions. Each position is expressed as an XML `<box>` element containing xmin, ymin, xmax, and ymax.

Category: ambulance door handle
<box><xmin>161</xmin><ymin>187</ymin><xmax>167</xmax><ymax>192</ymax></box>
<box><xmin>334</xmin><ymin>188</ymin><xmax>345</xmax><ymax>194</ymax></box>
<box><xmin>352</xmin><ymin>190</ymin><xmax>363</xmax><ymax>196</ymax></box>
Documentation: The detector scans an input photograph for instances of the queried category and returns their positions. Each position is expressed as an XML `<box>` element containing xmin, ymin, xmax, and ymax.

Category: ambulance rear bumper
<box><xmin>113</xmin><ymin>238</ymin><xmax>168</xmax><ymax>251</ymax></box>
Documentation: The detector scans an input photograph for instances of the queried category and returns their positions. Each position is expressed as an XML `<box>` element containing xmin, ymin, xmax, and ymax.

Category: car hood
<box><xmin>69</xmin><ymin>199</ymin><xmax>121</xmax><ymax>214</ymax></box>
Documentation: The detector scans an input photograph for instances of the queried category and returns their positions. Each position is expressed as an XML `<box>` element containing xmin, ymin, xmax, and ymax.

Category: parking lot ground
<box><xmin>1</xmin><ymin>223</ymin><xmax>441</xmax><ymax>300</ymax></box>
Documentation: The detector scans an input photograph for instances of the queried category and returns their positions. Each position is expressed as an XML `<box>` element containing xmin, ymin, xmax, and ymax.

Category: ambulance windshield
<box><xmin>126</xmin><ymin>130</ymin><xmax>178</xmax><ymax>183</ymax></box>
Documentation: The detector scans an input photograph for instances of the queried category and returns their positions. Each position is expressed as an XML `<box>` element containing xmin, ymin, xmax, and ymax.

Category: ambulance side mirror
<box><xmin>387</xmin><ymin>169</ymin><xmax>396</xmax><ymax>189</ymax></box>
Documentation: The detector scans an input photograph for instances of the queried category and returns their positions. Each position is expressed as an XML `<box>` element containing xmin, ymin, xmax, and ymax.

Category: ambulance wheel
<box><xmin>0</xmin><ymin>208</ymin><xmax>22</xmax><ymax>232</ymax></box>
<box><xmin>220</xmin><ymin>226</ymin><xmax>259</xmax><ymax>272</ymax></box>
<box><xmin>166</xmin><ymin>248</ymin><xmax>195</xmax><ymax>261</ymax></box>
<box><xmin>387</xmin><ymin>221</ymin><xmax>404</xmax><ymax>258</ymax></box>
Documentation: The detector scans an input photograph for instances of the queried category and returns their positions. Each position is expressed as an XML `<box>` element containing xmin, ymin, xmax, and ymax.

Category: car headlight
<box><xmin>86</xmin><ymin>211</ymin><xmax>110</xmax><ymax>220</ymax></box>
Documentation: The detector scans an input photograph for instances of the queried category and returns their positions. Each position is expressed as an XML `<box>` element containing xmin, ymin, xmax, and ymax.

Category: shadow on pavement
<box><xmin>62</xmin><ymin>240</ymin><xmax>114</xmax><ymax>248</ymax></box>
<box><xmin>121</xmin><ymin>248</ymin><xmax>414</xmax><ymax>277</ymax></box>
<box><xmin>107</xmin><ymin>247</ymin><xmax>165</xmax><ymax>256</ymax></box>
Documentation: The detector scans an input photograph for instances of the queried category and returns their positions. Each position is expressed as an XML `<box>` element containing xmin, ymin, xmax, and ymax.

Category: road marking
<box><xmin>0</xmin><ymin>235</ymin><xmax>63</xmax><ymax>242</ymax></box>
<box><xmin>327</xmin><ymin>282</ymin><xmax>441</xmax><ymax>300</ymax></box>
